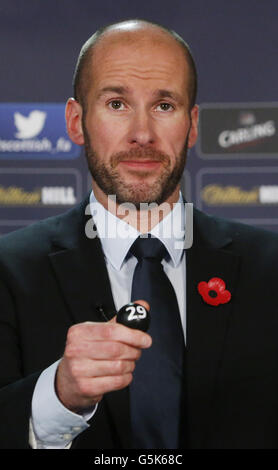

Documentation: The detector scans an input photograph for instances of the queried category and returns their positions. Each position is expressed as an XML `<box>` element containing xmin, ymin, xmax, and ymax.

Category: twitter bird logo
<box><xmin>14</xmin><ymin>110</ymin><xmax>47</xmax><ymax>139</ymax></box>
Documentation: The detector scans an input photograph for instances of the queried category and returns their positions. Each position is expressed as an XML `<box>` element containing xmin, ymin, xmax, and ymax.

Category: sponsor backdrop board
<box><xmin>198</xmin><ymin>103</ymin><xmax>278</xmax><ymax>159</ymax></box>
<box><xmin>197</xmin><ymin>167</ymin><xmax>278</xmax><ymax>225</ymax></box>
<box><xmin>1</xmin><ymin>1</ymin><xmax>278</xmax><ymax>234</ymax></box>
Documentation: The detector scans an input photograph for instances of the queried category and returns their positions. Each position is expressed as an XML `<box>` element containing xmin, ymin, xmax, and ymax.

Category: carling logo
<box><xmin>198</xmin><ymin>103</ymin><xmax>278</xmax><ymax>158</ymax></box>
<box><xmin>0</xmin><ymin>103</ymin><xmax>80</xmax><ymax>159</ymax></box>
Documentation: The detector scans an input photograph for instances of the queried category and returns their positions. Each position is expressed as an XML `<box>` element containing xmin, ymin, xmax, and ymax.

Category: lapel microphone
<box><xmin>95</xmin><ymin>305</ymin><xmax>110</xmax><ymax>322</ymax></box>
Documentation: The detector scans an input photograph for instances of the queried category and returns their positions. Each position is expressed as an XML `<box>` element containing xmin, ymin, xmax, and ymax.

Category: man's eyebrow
<box><xmin>97</xmin><ymin>86</ymin><xmax>129</xmax><ymax>98</ymax></box>
<box><xmin>153</xmin><ymin>89</ymin><xmax>184</xmax><ymax>103</ymax></box>
<box><xmin>96</xmin><ymin>87</ymin><xmax>184</xmax><ymax>103</ymax></box>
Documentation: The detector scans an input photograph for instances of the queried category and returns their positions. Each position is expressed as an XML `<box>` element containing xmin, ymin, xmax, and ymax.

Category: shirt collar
<box><xmin>89</xmin><ymin>190</ymin><xmax>186</xmax><ymax>270</ymax></box>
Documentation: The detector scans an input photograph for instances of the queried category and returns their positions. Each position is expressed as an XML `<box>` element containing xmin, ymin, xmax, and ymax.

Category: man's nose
<box><xmin>127</xmin><ymin>110</ymin><xmax>156</xmax><ymax>146</ymax></box>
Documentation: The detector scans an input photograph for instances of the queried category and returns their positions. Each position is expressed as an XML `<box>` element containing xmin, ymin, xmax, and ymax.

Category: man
<box><xmin>0</xmin><ymin>19</ymin><xmax>278</xmax><ymax>450</ymax></box>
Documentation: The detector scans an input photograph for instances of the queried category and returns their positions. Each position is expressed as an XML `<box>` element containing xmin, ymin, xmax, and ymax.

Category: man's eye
<box><xmin>157</xmin><ymin>102</ymin><xmax>174</xmax><ymax>112</ymax></box>
<box><xmin>109</xmin><ymin>100</ymin><xmax>124</xmax><ymax>110</ymax></box>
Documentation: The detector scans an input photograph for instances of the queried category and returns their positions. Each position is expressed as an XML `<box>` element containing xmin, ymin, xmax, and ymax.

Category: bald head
<box><xmin>73</xmin><ymin>19</ymin><xmax>197</xmax><ymax>111</ymax></box>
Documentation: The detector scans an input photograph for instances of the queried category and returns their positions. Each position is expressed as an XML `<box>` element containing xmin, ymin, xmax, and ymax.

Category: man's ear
<box><xmin>65</xmin><ymin>98</ymin><xmax>84</xmax><ymax>145</ymax></box>
<box><xmin>188</xmin><ymin>104</ymin><xmax>199</xmax><ymax>149</ymax></box>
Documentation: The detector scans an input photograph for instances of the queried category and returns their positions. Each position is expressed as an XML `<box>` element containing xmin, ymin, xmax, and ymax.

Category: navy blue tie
<box><xmin>129</xmin><ymin>235</ymin><xmax>185</xmax><ymax>448</ymax></box>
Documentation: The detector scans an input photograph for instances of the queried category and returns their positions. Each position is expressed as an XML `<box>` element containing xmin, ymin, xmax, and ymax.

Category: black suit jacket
<box><xmin>0</xmin><ymin>196</ymin><xmax>278</xmax><ymax>449</ymax></box>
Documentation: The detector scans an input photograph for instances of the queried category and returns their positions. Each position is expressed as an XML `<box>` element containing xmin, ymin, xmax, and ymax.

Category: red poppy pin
<box><xmin>198</xmin><ymin>277</ymin><xmax>231</xmax><ymax>306</ymax></box>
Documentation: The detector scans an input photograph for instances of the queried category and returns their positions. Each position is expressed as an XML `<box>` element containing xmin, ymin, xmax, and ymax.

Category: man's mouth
<box><xmin>119</xmin><ymin>160</ymin><xmax>162</xmax><ymax>169</ymax></box>
<box><xmin>110</xmin><ymin>147</ymin><xmax>169</xmax><ymax>170</ymax></box>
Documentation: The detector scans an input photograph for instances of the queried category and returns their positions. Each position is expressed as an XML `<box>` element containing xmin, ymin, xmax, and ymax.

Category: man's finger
<box><xmin>132</xmin><ymin>299</ymin><xmax>150</xmax><ymax>311</ymax></box>
<box><xmin>68</xmin><ymin>358</ymin><xmax>136</xmax><ymax>378</ymax></box>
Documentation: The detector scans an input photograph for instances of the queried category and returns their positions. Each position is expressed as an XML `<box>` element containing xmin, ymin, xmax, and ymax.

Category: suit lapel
<box><xmin>185</xmin><ymin>209</ymin><xmax>241</xmax><ymax>448</ymax></box>
<box><xmin>47</xmin><ymin>196</ymin><xmax>131</xmax><ymax>448</ymax></box>
<box><xmin>48</xmin><ymin>237</ymin><xmax>115</xmax><ymax>325</ymax></box>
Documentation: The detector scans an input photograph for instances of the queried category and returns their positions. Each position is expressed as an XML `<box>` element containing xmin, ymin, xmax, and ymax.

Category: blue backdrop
<box><xmin>1</xmin><ymin>0</ymin><xmax>277</xmax><ymax>234</ymax></box>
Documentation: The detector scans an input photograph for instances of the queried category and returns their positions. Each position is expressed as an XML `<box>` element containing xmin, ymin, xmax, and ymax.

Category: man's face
<box><xmin>69</xmin><ymin>30</ymin><xmax>198</xmax><ymax>207</ymax></box>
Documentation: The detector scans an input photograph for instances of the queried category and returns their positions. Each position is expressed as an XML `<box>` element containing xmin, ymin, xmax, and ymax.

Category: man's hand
<box><xmin>55</xmin><ymin>300</ymin><xmax>151</xmax><ymax>413</ymax></box>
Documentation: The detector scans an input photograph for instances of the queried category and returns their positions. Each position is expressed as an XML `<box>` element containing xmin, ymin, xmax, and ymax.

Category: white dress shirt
<box><xmin>30</xmin><ymin>190</ymin><xmax>187</xmax><ymax>448</ymax></box>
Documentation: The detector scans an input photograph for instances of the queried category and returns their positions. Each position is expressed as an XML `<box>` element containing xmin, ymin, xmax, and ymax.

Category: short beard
<box><xmin>83</xmin><ymin>125</ymin><xmax>189</xmax><ymax>208</ymax></box>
